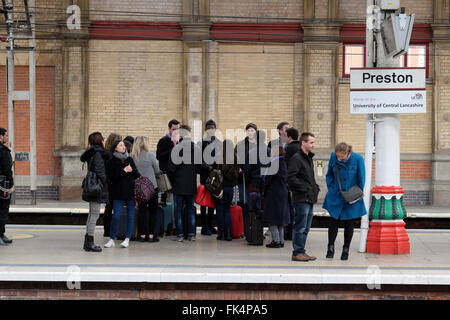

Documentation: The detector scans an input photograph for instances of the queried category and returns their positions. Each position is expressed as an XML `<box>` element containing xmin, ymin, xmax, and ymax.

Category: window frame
<box><xmin>342</xmin><ymin>44</ymin><xmax>366</xmax><ymax>78</ymax></box>
<box><xmin>400</xmin><ymin>44</ymin><xmax>429</xmax><ymax>78</ymax></box>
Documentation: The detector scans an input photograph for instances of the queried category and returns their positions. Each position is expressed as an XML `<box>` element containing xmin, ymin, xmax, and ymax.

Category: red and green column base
<box><xmin>366</xmin><ymin>186</ymin><xmax>410</xmax><ymax>254</ymax></box>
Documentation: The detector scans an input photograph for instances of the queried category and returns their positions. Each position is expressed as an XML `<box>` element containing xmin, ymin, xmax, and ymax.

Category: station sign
<box><xmin>350</xmin><ymin>68</ymin><xmax>426</xmax><ymax>114</ymax></box>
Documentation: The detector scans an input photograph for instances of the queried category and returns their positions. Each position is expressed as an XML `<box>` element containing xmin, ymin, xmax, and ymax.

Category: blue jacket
<box><xmin>322</xmin><ymin>152</ymin><xmax>367</xmax><ymax>220</ymax></box>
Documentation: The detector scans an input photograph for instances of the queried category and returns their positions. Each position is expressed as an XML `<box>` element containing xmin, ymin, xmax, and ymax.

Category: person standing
<box><xmin>262</xmin><ymin>146</ymin><xmax>290</xmax><ymax>248</ymax></box>
<box><xmin>323</xmin><ymin>142</ymin><xmax>367</xmax><ymax>260</ymax></box>
<box><xmin>168</xmin><ymin>125</ymin><xmax>201</xmax><ymax>242</ymax></box>
<box><xmin>268</xmin><ymin>121</ymin><xmax>289</xmax><ymax>153</ymax></box>
<box><xmin>102</xmin><ymin>133</ymin><xmax>122</xmax><ymax>238</ymax></box>
<box><xmin>199</xmin><ymin>119</ymin><xmax>219</xmax><ymax>236</ymax></box>
<box><xmin>132</xmin><ymin>136</ymin><xmax>161</xmax><ymax>242</ymax></box>
<box><xmin>156</xmin><ymin>119</ymin><xmax>180</xmax><ymax>233</ymax></box>
<box><xmin>80</xmin><ymin>132</ymin><xmax>109</xmax><ymax>252</ymax></box>
<box><xmin>214</xmin><ymin>139</ymin><xmax>239</xmax><ymax>241</ymax></box>
<box><xmin>287</xmin><ymin>132</ymin><xmax>320</xmax><ymax>262</ymax></box>
<box><xmin>104</xmin><ymin>140</ymin><xmax>140</xmax><ymax>248</ymax></box>
<box><xmin>0</xmin><ymin>128</ymin><xmax>14</xmax><ymax>245</ymax></box>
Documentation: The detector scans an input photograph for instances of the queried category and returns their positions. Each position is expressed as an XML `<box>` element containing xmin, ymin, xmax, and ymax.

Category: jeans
<box><xmin>292</xmin><ymin>202</ymin><xmax>314</xmax><ymax>256</ymax></box>
<box><xmin>110</xmin><ymin>199</ymin><xmax>135</xmax><ymax>240</ymax></box>
<box><xmin>214</xmin><ymin>186</ymin><xmax>233</xmax><ymax>231</ymax></box>
<box><xmin>174</xmin><ymin>194</ymin><xmax>196</xmax><ymax>237</ymax></box>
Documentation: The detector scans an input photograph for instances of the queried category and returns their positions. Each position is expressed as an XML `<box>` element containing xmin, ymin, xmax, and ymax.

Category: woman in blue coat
<box><xmin>262</xmin><ymin>146</ymin><xmax>290</xmax><ymax>248</ymax></box>
<box><xmin>323</xmin><ymin>142</ymin><xmax>367</xmax><ymax>260</ymax></box>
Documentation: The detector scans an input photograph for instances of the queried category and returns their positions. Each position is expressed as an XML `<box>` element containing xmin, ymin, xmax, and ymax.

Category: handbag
<box><xmin>195</xmin><ymin>184</ymin><xmax>215</xmax><ymax>208</ymax></box>
<box><xmin>81</xmin><ymin>157</ymin><xmax>103</xmax><ymax>201</ymax></box>
<box><xmin>156</xmin><ymin>173</ymin><xmax>172</xmax><ymax>193</ymax></box>
<box><xmin>205</xmin><ymin>169</ymin><xmax>223</xmax><ymax>199</ymax></box>
<box><xmin>335</xmin><ymin>164</ymin><xmax>364</xmax><ymax>204</ymax></box>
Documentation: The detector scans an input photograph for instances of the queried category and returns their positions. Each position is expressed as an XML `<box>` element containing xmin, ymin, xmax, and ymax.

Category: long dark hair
<box><xmin>88</xmin><ymin>132</ymin><xmax>104</xmax><ymax>148</ymax></box>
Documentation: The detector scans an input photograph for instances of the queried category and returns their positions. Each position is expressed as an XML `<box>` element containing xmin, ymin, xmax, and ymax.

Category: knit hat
<box><xmin>111</xmin><ymin>139</ymin><xmax>121</xmax><ymax>152</ymax></box>
<box><xmin>123</xmin><ymin>136</ymin><xmax>134</xmax><ymax>144</ymax></box>
<box><xmin>205</xmin><ymin>119</ymin><xmax>216</xmax><ymax>129</ymax></box>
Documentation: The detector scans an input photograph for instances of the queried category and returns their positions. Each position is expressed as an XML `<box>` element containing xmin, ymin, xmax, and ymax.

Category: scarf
<box><xmin>113</xmin><ymin>151</ymin><xmax>129</xmax><ymax>160</ymax></box>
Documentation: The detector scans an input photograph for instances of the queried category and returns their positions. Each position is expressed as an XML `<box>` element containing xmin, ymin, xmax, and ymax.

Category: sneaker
<box><xmin>120</xmin><ymin>238</ymin><xmax>130</xmax><ymax>248</ymax></box>
<box><xmin>104</xmin><ymin>239</ymin><xmax>115</xmax><ymax>248</ymax></box>
<box><xmin>208</xmin><ymin>226</ymin><xmax>218</xmax><ymax>234</ymax></box>
<box><xmin>187</xmin><ymin>236</ymin><xmax>196</xmax><ymax>241</ymax></box>
<box><xmin>172</xmin><ymin>235</ymin><xmax>184</xmax><ymax>242</ymax></box>
<box><xmin>291</xmin><ymin>254</ymin><xmax>310</xmax><ymax>262</ymax></box>
<box><xmin>201</xmin><ymin>227</ymin><xmax>212</xmax><ymax>236</ymax></box>
<box><xmin>1</xmin><ymin>236</ymin><xmax>12</xmax><ymax>244</ymax></box>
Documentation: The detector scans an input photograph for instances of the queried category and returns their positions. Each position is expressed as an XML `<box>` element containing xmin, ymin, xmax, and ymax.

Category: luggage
<box><xmin>134</xmin><ymin>176</ymin><xmax>156</xmax><ymax>205</ymax></box>
<box><xmin>116</xmin><ymin>205</ymin><xmax>138</xmax><ymax>240</ymax></box>
<box><xmin>246</xmin><ymin>209</ymin><xmax>264</xmax><ymax>246</ymax></box>
<box><xmin>230</xmin><ymin>205</ymin><xmax>244</xmax><ymax>239</ymax></box>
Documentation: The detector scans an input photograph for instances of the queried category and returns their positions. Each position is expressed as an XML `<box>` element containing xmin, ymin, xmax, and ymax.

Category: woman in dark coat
<box><xmin>80</xmin><ymin>132</ymin><xmax>109</xmax><ymax>252</ymax></box>
<box><xmin>104</xmin><ymin>140</ymin><xmax>140</xmax><ymax>249</ymax></box>
<box><xmin>262</xmin><ymin>146</ymin><xmax>290</xmax><ymax>248</ymax></box>
<box><xmin>102</xmin><ymin>133</ymin><xmax>122</xmax><ymax>238</ymax></box>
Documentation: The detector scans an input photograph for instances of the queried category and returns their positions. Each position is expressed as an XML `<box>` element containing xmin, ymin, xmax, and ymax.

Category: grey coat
<box><xmin>133</xmin><ymin>151</ymin><xmax>161</xmax><ymax>189</ymax></box>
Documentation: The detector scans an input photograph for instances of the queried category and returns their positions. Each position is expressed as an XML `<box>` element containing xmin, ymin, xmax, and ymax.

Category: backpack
<box><xmin>134</xmin><ymin>176</ymin><xmax>156</xmax><ymax>204</ymax></box>
<box><xmin>205</xmin><ymin>169</ymin><xmax>223</xmax><ymax>199</ymax></box>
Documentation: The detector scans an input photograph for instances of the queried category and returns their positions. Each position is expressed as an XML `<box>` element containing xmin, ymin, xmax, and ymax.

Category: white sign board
<box><xmin>350</xmin><ymin>68</ymin><xmax>426</xmax><ymax>114</ymax></box>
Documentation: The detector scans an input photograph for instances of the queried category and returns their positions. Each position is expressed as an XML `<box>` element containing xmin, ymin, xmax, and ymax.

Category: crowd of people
<box><xmin>0</xmin><ymin>121</ymin><xmax>367</xmax><ymax>261</ymax></box>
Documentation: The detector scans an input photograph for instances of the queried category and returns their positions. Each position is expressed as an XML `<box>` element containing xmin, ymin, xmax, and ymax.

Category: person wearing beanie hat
<box><xmin>199</xmin><ymin>119</ymin><xmax>220</xmax><ymax>235</ymax></box>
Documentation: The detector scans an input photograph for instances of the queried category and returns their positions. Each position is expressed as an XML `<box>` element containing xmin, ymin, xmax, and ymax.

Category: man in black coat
<box><xmin>287</xmin><ymin>132</ymin><xmax>320</xmax><ymax>262</ymax></box>
<box><xmin>283</xmin><ymin>127</ymin><xmax>300</xmax><ymax>241</ymax></box>
<box><xmin>199</xmin><ymin>119</ymin><xmax>220</xmax><ymax>235</ymax></box>
<box><xmin>168</xmin><ymin>125</ymin><xmax>201</xmax><ymax>242</ymax></box>
<box><xmin>0</xmin><ymin>128</ymin><xmax>14</xmax><ymax>245</ymax></box>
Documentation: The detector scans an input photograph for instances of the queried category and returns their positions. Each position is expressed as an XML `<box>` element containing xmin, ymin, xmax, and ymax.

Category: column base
<box><xmin>366</xmin><ymin>220</ymin><xmax>410</xmax><ymax>254</ymax></box>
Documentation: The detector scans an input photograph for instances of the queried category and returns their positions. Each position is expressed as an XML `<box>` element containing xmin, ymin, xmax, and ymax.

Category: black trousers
<box><xmin>200</xmin><ymin>206</ymin><xmax>215</xmax><ymax>228</ymax></box>
<box><xmin>0</xmin><ymin>198</ymin><xmax>11</xmax><ymax>236</ymax></box>
<box><xmin>328</xmin><ymin>217</ymin><xmax>355</xmax><ymax>249</ymax></box>
<box><xmin>137</xmin><ymin>195</ymin><xmax>160</xmax><ymax>238</ymax></box>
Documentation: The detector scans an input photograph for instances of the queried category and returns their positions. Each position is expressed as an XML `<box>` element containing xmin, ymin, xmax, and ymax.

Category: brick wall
<box><xmin>216</xmin><ymin>43</ymin><xmax>295</xmax><ymax>141</ymax></box>
<box><xmin>90</xmin><ymin>0</ymin><xmax>183</xmax><ymax>22</ymax></box>
<box><xmin>0</xmin><ymin>67</ymin><xmax>59</xmax><ymax>177</ymax></box>
<box><xmin>210</xmin><ymin>0</ymin><xmax>304</xmax><ymax>22</ymax></box>
<box><xmin>88</xmin><ymin>40</ymin><xmax>184</xmax><ymax>151</ymax></box>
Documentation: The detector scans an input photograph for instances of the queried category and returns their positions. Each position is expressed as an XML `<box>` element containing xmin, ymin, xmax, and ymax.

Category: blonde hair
<box><xmin>132</xmin><ymin>136</ymin><xmax>150</xmax><ymax>163</ymax></box>
<box><xmin>335</xmin><ymin>142</ymin><xmax>353</xmax><ymax>155</ymax></box>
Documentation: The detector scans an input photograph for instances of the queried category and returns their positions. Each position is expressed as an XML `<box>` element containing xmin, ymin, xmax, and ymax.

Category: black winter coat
<box><xmin>199</xmin><ymin>137</ymin><xmax>221</xmax><ymax>185</ymax></box>
<box><xmin>106</xmin><ymin>155</ymin><xmax>140</xmax><ymax>200</ymax></box>
<box><xmin>156</xmin><ymin>134</ymin><xmax>175</xmax><ymax>173</ymax></box>
<box><xmin>0</xmin><ymin>142</ymin><xmax>13</xmax><ymax>188</ymax></box>
<box><xmin>285</xmin><ymin>141</ymin><xmax>301</xmax><ymax>167</ymax></box>
<box><xmin>262</xmin><ymin>156</ymin><xmax>290</xmax><ymax>226</ymax></box>
<box><xmin>287</xmin><ymin>149</ymin><xmax>320</xmax><ymax>204</ymax></box>
<box><xmin>80</xmin><ymin>146</ymin><xmax>110</xmax><ymax>203</ymax></box>
<box><xmin>167</xmin><ymin>139</ymin><xmax>201</xmax><ymax>196</ymax></box>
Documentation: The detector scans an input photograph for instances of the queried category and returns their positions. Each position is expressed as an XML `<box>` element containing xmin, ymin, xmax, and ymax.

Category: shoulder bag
<box><xmin>335</xmin><ymin>164</ymin><xmax>364</xmax><ymax>204</ymax></box>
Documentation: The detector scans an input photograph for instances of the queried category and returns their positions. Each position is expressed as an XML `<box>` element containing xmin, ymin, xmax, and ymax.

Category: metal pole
<box><xmin>29</xmin><ymin>0</ymin><xmax>36</xmax><ymax>205</ymax></box>
<box><xmin>359</xmin><ymin>0</ymin><xmax>376</xmax><ymax>253</ymax></box>
<box><xmin>6</xmin><ymin>0</ymin><xmax>15</xmax><ymax>204</ymax></box>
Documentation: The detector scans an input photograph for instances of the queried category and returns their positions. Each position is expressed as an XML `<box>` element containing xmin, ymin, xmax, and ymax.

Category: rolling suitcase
<box><xmin>230</xmin><ymin>205</ymin><xmax>244</xmax><ymax>239</ymax></box>
<box><xmin>246</xmin><ymin>209</ymin><xmax>264</xmax><ymax>246</ymax></box>
<box><xmin>159</xmin><ymin>201</ymin><xmax>174</xmax><ymax>236</ymax></box>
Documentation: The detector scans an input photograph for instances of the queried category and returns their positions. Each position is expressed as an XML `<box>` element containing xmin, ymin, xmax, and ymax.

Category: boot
<box><xmin>83</xmin><ymin>234</ymin><xmax>102</xmax><ymax>252</ymax></box>
<box><xmin>217</xmin><ymin>229</ymin><xmax>224</xmax><ymax>240</ymax></box>
<box><xmin>326</xmin><ymin>244</ymin><xmax>335</xmax><ymax>259</ymax></box>
<box><xmin>341</xmin><ymin>246</ymin><xmax>349</xmax><ymax>261</ymax></box>
<box><xmin>225</xmin><ymin>228</ymin><xmax>232</xmax><ymax>241</ymax></box>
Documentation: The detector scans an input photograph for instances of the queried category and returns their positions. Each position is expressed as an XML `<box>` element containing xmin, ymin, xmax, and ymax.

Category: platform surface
<box><xmin>1</xmin><ymin>224</ymin><xmax>449</xmax><ymax>287</ymax></box>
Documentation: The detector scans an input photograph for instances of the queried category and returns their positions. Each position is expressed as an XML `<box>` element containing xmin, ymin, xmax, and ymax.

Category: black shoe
<box><xmin>266</xmin><ymin>241</ymin><xmax>282</xmax><ymax>248</ymax></box>
<box><xmin>0</xmin><ymin>236</ymin><xmax>12</xmax><ymax>245</ymax></box>
<box><xmin>217</xmin><ymin>229</ymin><xmax>224</xmax><ymax>240</ymax></box>
<box><xmin>209</xmin><ymin>226</ymin><xmax>218</xmax><ymax>234</ymax></box>
<box><xmin>225</xmin><ymin>229</ymin><xmax>232</xmax><ymax>241</ymax></box>
<box><xmin>201</xmin><ymin>227</ymin><xmax>212</xmax><ymax>236</ymax></box>
<box><xmin>326</xmin><ymin>244</ymin><xmax>335</xmax><ymax>259</ymax></box>
<box><xmin>83</xmin><ymin>235</ymin><xmax>102</xmax><ymax>252</ymax></box>
<box><xmin>148</xmin><ymin>237</ymin><xmax>160</xmax><ymax>243</ymax></box>
<box><xmin>280</xmin><ymin>242</ymin><xmax>284</xmax><ymax>248</ymax></box>
<box><xmin>341</xmin><ymin>247</ymin><xmax>349</xmax><ymax>260</ymax></box>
